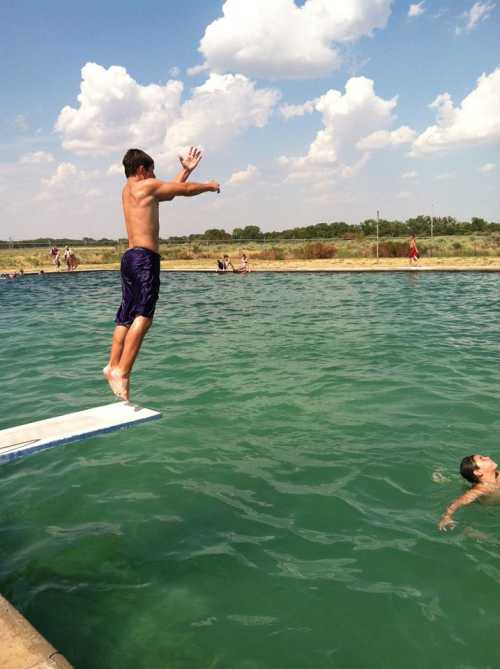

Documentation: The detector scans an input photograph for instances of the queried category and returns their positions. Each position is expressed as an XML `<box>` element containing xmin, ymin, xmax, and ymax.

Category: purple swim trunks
<box><xmin>115</xmin><ymin>247</ymin><xmax>161</xmax><ymax>326</ymax></box>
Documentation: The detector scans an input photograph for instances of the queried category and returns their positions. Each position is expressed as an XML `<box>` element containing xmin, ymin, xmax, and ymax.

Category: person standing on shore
<box><xmin>64</xmin><ymin>246</ymin><xmax>78</xmax><ymax>271</ymax></box>
<box><xmin>409</xmin><ymin>234</ymin><xmax>419</xmax><ymax>265</ymax></box>
<box><xmin>50</xmin><ymin>246</ymin><xmax>61</xmax><ymax>269</ymax></box>
<box><xmin>103</xmin><ymin>147</ymin><xmax>220</xmax><ymax>401</ymax></box>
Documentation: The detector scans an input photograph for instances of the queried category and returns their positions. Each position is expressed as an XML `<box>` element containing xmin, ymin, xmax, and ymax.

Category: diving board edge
<box><xmin>0</xmin><ymin>404</ymin><xmax>161</xmax><ymax>465</ymax></box>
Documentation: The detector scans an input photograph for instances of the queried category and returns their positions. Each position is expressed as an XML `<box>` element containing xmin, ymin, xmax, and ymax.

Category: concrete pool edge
<box><xmin>9</xmin><ymin>265</ymin><xmax>500</xmax><ymax>276</ymax></box>
<box><xmin>0</xmin><ymin>594</ymin><xmax>74</xmax><ymax>669</ymax></box>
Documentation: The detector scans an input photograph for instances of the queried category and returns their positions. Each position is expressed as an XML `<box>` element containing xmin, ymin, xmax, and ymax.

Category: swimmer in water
<box><xmin>438</xmin><ymin>455</ymin><xmax>499</xmax><ymax>531</ymax></box>
<box><xmin>103</xmin><ymin>147</ymin><xmax>220</xmax><ymax>401</ymax></box>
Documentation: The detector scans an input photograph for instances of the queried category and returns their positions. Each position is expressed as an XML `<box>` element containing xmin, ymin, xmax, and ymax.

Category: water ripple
<box><xmin>1</xmin><ymin>271</ymin><xmax>500</xmax><ymax>668</ymax></box>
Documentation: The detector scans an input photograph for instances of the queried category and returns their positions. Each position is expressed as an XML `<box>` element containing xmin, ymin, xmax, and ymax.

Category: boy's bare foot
<box><xmin>103</xmin><ymin>364</ymin><xmax>115</xmax><ymax>396</ymax></box>
<box><xmin>109</xmin><ymin>368</ymin><xmax>130</xmax><ymax>401</ymax></box>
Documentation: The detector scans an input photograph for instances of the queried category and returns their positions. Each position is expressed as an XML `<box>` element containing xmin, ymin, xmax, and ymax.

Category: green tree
<box><xmin>203</xmin><ymin>228</ymin><xmax>231</xmax><ymax>240</ymax></box>
<box><xmin>232</xmin><ymin>225</ymin><xmax>262</xmax><ymax>239</ymax></box>
<box><xmin>470</xmin><ymin>217</ymin><xmax>488</xmax><ymax>232</ymax></box>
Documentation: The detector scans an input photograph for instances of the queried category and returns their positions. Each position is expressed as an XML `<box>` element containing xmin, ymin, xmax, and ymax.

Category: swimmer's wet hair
<box><xmin>460</xmin><ymin>455</ymin><xmax>480</xmax><ymax>484</ymax></box>
<box><xmin>122</xmin><ymin>148</ymin><xmax>154</xmax><ymax>178</ymax></box>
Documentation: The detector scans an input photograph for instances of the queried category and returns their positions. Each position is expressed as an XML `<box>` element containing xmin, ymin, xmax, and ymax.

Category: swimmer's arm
<box><xmin>150</xmin><ymin>179</ymin><xmax>220</xmax><ymax>202</ymax></box>
<box><xmin>438</xmin><ymin>485</ymin><xmax>488</xmax><ymax>531</ymax></box>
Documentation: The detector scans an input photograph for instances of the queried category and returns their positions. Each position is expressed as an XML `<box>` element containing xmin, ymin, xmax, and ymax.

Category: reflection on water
<box><xmin>1</xmin><ymin>271</ymin><xmax>500</xmax><ymax>669</ymax></box>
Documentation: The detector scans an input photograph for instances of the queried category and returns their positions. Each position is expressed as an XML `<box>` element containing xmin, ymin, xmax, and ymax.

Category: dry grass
<box><xmin>2</xmin><ymin>236</ymin><xmax>500</xmax><ymax>273</ymax></box>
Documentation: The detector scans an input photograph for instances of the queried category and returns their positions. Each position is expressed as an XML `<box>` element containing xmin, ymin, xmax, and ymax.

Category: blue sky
<box><xmin>1</xmin><ymin>0</ymin><xmax>499</xmax><ymax>239</ymax></box>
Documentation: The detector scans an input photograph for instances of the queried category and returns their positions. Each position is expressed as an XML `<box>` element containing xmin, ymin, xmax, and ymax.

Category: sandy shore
<box><xmin>5</xmin><ymin>256</ymin><xmax>500</xmax><ymax>274</ymax></box>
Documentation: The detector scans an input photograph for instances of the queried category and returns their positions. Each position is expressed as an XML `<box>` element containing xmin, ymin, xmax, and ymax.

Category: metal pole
<box><xmin>430</xmin><ymin>205</ymin><xmax>434</xmax><ymax>257</ymax></box>
<box><xmin>376</xmin><ymin>210</ymin><xmax>380</xmax><ymax>262</ymax></box>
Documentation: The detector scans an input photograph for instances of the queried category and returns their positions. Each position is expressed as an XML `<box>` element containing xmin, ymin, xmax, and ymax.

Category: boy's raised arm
<box><xmin>173</xmin><ymin>147</ymin><xmax>203</xmax><ymax>183</ymax></box>
<box><xmin>151</xmin><ymin>179</ymin><xmax>220</xmax><ymax>202</ymax></box>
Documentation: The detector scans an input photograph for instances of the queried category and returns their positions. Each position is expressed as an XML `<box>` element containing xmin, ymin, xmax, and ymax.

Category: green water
<box><xmin>1</xmin><ymin>271</ymin><xmax>500</xmax><ymax>669</ymax></box>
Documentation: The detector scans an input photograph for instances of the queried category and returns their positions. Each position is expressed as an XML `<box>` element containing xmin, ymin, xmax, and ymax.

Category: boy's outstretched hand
<box><xmin>438</xmin><ymin>515</ymin><xmax>456</xmax><ymax>532</ymax></box>
<box><xmin>179</xmin><ymin>146</ymin><xmax>202</xmax><ymax>172</ymax></box>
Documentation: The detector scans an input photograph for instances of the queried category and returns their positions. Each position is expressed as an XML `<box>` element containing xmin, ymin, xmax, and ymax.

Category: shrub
<box><xmin>295</xmin><ymin>242</ymin><xmax>337</xmax><ymax>259</ymax></box>
<box><xmin>255</xmin><ymin>247</ymin><xmax>286</xmax><ymax>260</ymax></box>
<box><xmin>373</xmin><ymin>240</ymin><xmax>422</xmax><ymax>258</ymax></box>
<box><xmin>175</xmin><ymin>248</ymin><xmax>195</xmax><ymax>260</ymax></box>
<box><xmin>100</xmin><ymin>250</ymin><xmax>118</xmax><ymax>263</ymax></box>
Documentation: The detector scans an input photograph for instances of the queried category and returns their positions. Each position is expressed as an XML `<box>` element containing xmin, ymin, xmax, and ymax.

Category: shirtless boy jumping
<box><xmin>104</xmin><ymin>147</ymin><xmax>220</xmax><ymax>401</ymax></box>
<box><xmin>438</xmin><ymin>455</ymin><xmax>499</xmax><ymax>531</ymax></box>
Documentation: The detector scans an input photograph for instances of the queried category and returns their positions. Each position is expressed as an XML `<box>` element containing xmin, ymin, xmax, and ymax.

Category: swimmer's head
<box><xmin>460</xmin><ymin>454</ymin><xmax>497</xmax><ymax>483</ymax></box>
<box><xmin>123</xmin><ymin>148</ymin><xmax>155</xmax><ymax>178</ymax></box>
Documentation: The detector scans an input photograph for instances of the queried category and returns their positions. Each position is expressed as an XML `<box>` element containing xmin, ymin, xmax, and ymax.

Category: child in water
<box><xmin>438</xmin><ymin>455</ymin><xmax>499</xmax><ymax>531</ymax></box>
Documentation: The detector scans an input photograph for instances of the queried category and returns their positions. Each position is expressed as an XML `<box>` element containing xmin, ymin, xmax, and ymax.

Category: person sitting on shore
<box><xmin>236</xmin><ymin>253</ymin><xmax>250</xmax><ymax>273</ymax></box>
<box><xmin>217</xmin><ymin>254</ymin><xmax>234</xmax><ymax>272</ymax></box>
<box><xmin>438</xmin><ymin>455</ymin><xmax>500</xmax><ymax>531</ymax></box>
<box><xmin>223</xmin><ymin>254</ymin><xmax>234</xmax><ymax>271</ymax></box>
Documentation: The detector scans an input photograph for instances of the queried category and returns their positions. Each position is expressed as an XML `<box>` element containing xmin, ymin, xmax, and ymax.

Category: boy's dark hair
<box><xmin>122</xmin><ymin>148</ymin><xmax>154</xmax><ymax>178</ymax></box>
<box><xmin>460</xmin><ymin>455</ymin><xmax>480</xmax><ymax>484</ymax></box>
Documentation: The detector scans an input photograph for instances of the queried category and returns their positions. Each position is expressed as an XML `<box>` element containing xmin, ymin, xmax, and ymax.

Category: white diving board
<box><xmin>0</xmin><ymin>401</ymin><xmax>161</xmax><ymax>465</ymax></box>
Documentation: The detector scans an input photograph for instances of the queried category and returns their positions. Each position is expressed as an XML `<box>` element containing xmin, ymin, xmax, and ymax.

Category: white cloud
<box><xmin>55</xmin><ymin>62</ymin><xmax>183</xmax><ymax>155</ymax></box>
<box><xmin>41</xmin><ymin>162</ymin><xmax>77</xmax><ymax>187</ymax></box>
<box><xmin>408</xmin><ymin>2</ymin><xmax>425</xmax><ymax>17</ymax></box>
<box><xmin>14</xmin><ymin>114</ymin><xmax>29</xmax><ymax>130</ymax></box>
<box><xmin>55</xmin><ymin>64</ymin><xmax>279</xmax><ymax>162</ymax></box>
<box><xmin>37</xmin><ymin>162</ymin><xmax>77</xmax><ymax>200</ymax></box>
<box><xmin>168</xmin><ymin>66</ymin><xmax>181</xmax><ymax>78</ymax></box>
<box><xmin>478</xmin><ymin>162</ymin><xmax>496</xmax><ymax>173</ymax></box>
<box><xmin>356</xmin><ymin>125</ymin><xmax>416</xmax><ymax>150</ymax></box>
<box><xmin>37</xmin><ymin>162</ymin><xmax>102</xmax><ymax>202</ymax></box>
<box><xmin>280</xmin><ymin>99</ymin><xmax>317</xmax><ymax>119</ymax></box>
<box><xmin>228</xmin><ymin>164</ymin><xmax>259</xmax><ymax>184</ymax></box>
<box><xmin>195</xmin><ymin>0</ymin><xmax>392</xmax><ymax>79</ymax></box>
<box><xmin>411</xmin><ymin>68</ymin><xmax>500</xmax><ymax>155</ymax></box>
<box><xmin>186</xmin><ymin>63</ymin><xmax>210</xmax><ymax>77</ymax></box>
<box><xmin>402</xmin><ymin>170</ymin><xmax>418</xmax><ymax>179</ymax></box>
<box><xmin>106</xmin><ymin>163</ymin><xmax>123</xmax><ymax>176</ymax></box>
<box><xmin>19</xmin><ymin>151</ymin><xmax>55</xmax><ymax>164</ymax></box>
<box><xmin>280</xmin><ymin>76</ymin><xmax>403</xmax><ymax>182</ymax></box>
<box><xmin>456</xmin><ymin>1</ymin><xmax>495</xmax><ymax>34</ymax></box>
<box><xmin>163</xmin><ymin>73</ymin><xmax>280</xmax><ymax>155</ymax></box>
<box><xmin>435</xmin><ymin>172</ymin><xmax>455</xmax><ymax>180</ymax></box>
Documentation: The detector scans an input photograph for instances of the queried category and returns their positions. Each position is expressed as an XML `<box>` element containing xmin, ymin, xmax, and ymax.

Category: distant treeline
<box><xmin>0</xmin><ymin>237</ymin><xmax>123</xmax><ymax>249</ymax></box>
<box><xmin>175</xmin><ymin>217</ymin><xmax>499</xmax><ymax>242</ymax></box>
<box><xmin>1</xmin><ymin>216</ymin><xmax>499</xmax><ymax>247</ymax></box>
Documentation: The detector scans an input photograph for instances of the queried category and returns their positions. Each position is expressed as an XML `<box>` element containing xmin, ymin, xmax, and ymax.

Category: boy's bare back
<box><xmin>122</xmin><ymin>179</ymin><xmax>160</xmax><ymax>253</ymax></box>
